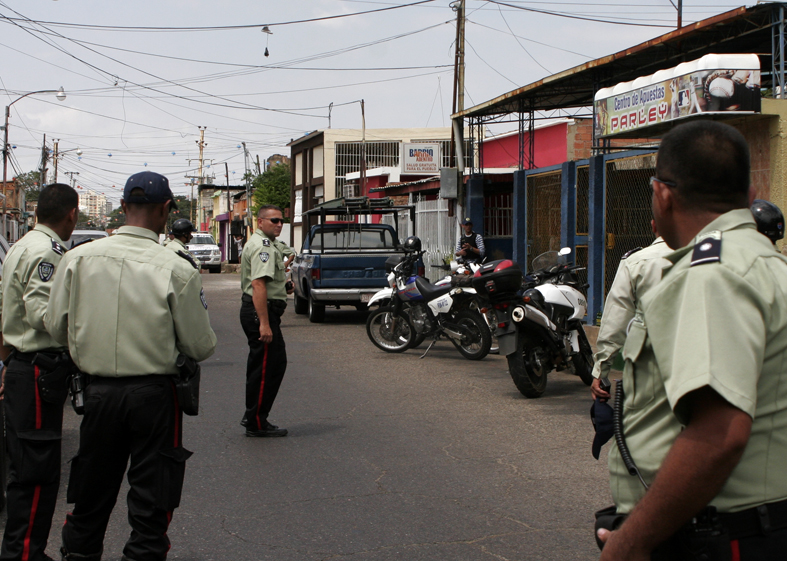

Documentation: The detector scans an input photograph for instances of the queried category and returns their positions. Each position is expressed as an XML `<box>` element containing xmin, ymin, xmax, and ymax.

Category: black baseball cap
<box><xmin>123</xmin><ymin>172</ymin><xmax>178</xmax><ymax>209</ymax></box>
<box><xmin>591</xmin><ymin>398</ymin><xmax>615</xmax><ymax>460</ymax></box>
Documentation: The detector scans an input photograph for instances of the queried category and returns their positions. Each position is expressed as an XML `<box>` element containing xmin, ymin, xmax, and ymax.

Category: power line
<box><xmin>483</xmin><ymin>0</ymin><xmax>675</xmax><ymax>27</ymax></box>
<box><xmin>0</xmin><ymin>1</ymin><xmax>438</xmax><ymax>33</ymax></box>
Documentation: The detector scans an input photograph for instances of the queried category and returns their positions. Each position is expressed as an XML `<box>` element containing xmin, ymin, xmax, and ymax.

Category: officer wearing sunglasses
<box><xmin>239</xmin><ymin>205</ymin><xmax>294</xmax><ymax>437</ymax></box>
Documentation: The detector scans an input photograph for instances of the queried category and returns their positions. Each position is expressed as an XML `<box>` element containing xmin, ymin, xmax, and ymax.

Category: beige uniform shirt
<box><xmin>2</xmin><ymin>224</ymin><xmax>67</xmax><ymax>353</ymax></box>
<box><xmin>165</xmin><ymin>238</ymin><xmax>188</xmax><ymax>253</ymax></box>
<box><xmin>240</xmin><ymin>229</ymin><xmax>289</xmax><ymax>302</ymax></box>
<box><xmin>609</xmin><ymin>209</ymin><xmax>787</xmax><ymax>513</ymax></box>
<box><xmin>46</xmin><ymin>225</ymin><xmax>217</xmax><ymax>376</ymax></box>
<box><xmin>592</xmin><ymin>238</ymin><xmax>671</xmax><ymax>380</ymax></box>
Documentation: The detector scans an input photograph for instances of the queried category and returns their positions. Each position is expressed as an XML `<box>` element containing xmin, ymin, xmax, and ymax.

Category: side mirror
<box><xmin>559</xmin><ymin>247</ymin><xmax>572</xmax><ymax>256</ymax></box>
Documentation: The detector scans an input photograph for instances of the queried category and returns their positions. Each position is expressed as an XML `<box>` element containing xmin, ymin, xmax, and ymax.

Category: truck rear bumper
<box><xmin>310</xmin><ymin>288</ymin><xmax>382</xmax><ymax>303</ymax></box>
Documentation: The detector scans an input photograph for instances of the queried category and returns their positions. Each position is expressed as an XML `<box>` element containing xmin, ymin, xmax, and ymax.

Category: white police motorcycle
<box><xmin>472</xmin><ymin>248</ymin><xmax>594</xmax><ymax>397</ymax></box>
<box><xmin>365</xmin><ymin>237</ymin><xmax>491</xmax><ymax>360</ymax></box>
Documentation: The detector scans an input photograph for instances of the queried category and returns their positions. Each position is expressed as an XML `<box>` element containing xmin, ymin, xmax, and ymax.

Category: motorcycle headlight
<box><xmin>512</xmin><ymin>306</ymin><xmax>525</xmax><ymax>322</ymax></box>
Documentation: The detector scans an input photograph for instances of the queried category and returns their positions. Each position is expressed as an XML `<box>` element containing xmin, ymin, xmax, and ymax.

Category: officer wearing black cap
<box><xmin>0</xmin><ymin>183</ymin><xmax>78</xmax><ymax>561</ymax></box>
<box><xmin>47</xmin><ymin>171</ymin><xmax>217</xmax><ymax>561</ymax></box>
<box><xmin>455</xmin><ymin>218</ymin><xmax>485</xmax><ymax>264</ymax></box>
<box><xmin>750</xmin><ymin>198</ymin><xmax>784</xmax><ymax>246</ymax></box>
<box><xmin>166</xmin><ymin>218</ymin><xmax>195</xmax><ymax>257</ymax></box>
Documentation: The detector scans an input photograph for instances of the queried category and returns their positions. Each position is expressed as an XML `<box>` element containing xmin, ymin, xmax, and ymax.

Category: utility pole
<box><xmin>255</xmin><ymin>155</ymin><xmax>261</xmax><ymax>175</ymax></box>
<box><xmin>450</xmin><ymin>0</ymin><xmax>466</xmax><ymax>173</ymax></box>
<box><xmin>65</xmin><ymin>171</ymin><xmax>79</xmax><ymax>188</ymax></box>
<box><xmin>52</xmin><ymin>140</ymin><xmax>59</xmax><ymax>183</ymax></box>
<box><xmin>677</xmin><ymin>0</ymin><xmax>682</xmax><ymax>28</ymax></box>
<box><xmin>39</xmin><ymin>134</ymin><xmax>47</xmax><ymax>187</ymax></box>
<box><xmin>360</xmin><ymin>99</ymin><xmax>366</xmax><ymax>198</ymax></box>
<box><xmin>242</xmin><ymin>142</ymin><xmax>252</xmax><ymax>233</ymax></box>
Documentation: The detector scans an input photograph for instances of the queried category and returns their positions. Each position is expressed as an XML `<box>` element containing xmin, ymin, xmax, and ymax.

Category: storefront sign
<box><xmin>594</xmin><ymin>54</ymin><xmax>761</xmax><ymax>138</ymax></box>
<box><xmin>403</xmin><ymin>143</ymin><xmax>441</xmax><ymax>174</ymax></box>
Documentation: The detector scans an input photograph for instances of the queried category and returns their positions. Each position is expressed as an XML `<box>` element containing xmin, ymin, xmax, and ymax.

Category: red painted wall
<box><xmin>482</xmin><ymin>122</ymin><xmax>568</xmax><ymax>169</ymax></box>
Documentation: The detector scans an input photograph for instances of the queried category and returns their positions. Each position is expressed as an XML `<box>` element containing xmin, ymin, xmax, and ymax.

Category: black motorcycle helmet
<box><xmin>171</xmin><ymin>218</ymin><xmax>196</xmax><ymax>237</ymax></box>
<box><xmin>403</xmin><ymin>235</ymin><xmax>422</xmax><ymax>253</ymax></box>
<box><xmin>751</xmin><ymin>199</ymin><xmax>784</xmax><ymax>243</ymax></box>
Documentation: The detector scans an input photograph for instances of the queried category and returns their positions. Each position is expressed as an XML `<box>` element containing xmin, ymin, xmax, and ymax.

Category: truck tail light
<box><xmin>311</xmin><ymin>269</ymin><xmax>320</xmax><ymax>280</ymax></box>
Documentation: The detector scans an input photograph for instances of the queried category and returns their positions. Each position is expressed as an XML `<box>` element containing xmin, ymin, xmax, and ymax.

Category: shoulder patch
<box><xmin>259</xmin><ymin>252</ymin><xmax>269</xmax><ymax>263</ymax></box>
<box><xmin>200</xmin><ymin>288</ymin><xmax>208</xmax><ymax>309</ymax></box>
<box><xmin>622</xmin><ymin>246</ymin><xmax>643</xmax><ymax>259</ymax></box>
<box><xmin>262</xmin><ymin>238</ymin><xmax>271</xmax><ymax>247</ymax></box>
<box><xmin>176</xmin><ymin>250</ymin><xmax>199</xmax><ymax>269</ymax></box>
<box><xmin>51</xmin><ymin>239</ymin><xmax>65</xmax><ymax>255</ymax></box>
<box><xmin>38</xmin><ymin>262</ymin><xmax>54</xmax><ymax>282</ymax></box>
<box><xmin>691</xmin><ymin>233</ymin><xmax>722</xmax><ymax>267</ymax></box>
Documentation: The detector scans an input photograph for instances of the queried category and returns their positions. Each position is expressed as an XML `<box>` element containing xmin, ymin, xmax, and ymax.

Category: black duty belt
<box><xmin>720</xmin><ymin>499</ymin><xmax>787</xmax><ymax>540</ymax></box>
<box><xmin>241</xmin><ymin>293</ymin><xmax>253</xmax><ymax>303</ymax></box>
<box><xmin>9</xmin><ymin>349</ymin><xmax>61</xmax><ymax>363</ymax></box>
<box><xmin>241</xmin><ymin>293</ymin><xmax>287</xmax><ymax>311</ymax></box>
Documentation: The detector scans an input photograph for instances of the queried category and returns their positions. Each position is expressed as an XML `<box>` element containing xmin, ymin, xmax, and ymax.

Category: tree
<box><xmin>15</xmin><ymin>171</ymin><xmax>42</xmax><ymax>201</ymax></box>
<box><xmin>106</xmin><ymin>195</ymin><xmax>196</xmax><ymax>232</ymax></box>
<box><xmin>250</xmin><ymin>163</ymin><xmax>290</xmax><ymax>219</ymax></box>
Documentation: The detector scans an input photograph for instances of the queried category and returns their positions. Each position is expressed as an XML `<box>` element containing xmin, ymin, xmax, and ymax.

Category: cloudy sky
<box><xmin>0</xmin><ymin>0</ymin><xmax>750</xmax><ymax>205</ymax></box>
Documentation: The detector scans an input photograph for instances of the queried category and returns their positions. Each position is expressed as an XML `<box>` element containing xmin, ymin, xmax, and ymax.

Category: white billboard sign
<box><xmin>403</xmin><ymin>143</ymin><xmax>441</xmax><ymax>174</ymax></box>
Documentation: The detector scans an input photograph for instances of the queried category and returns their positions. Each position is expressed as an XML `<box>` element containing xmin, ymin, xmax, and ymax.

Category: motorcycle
<box><xmin>472</xmin><ymin>248</ymin><xmax>594</xmax><ymax>398</ymax></box>
<box><xmin>366</xmin><ymin>242</ymin><xmax>492</xmax><ymax>360</ymax></box>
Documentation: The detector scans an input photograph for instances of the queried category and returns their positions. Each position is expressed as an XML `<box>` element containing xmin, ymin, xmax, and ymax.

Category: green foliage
<box><xmin>106</xmin><ymin>195</ymin><xmax>196</xmax><ymax>231</ymax></box>
<box><xmin>16</xmin><ymin>171</ymin><xmax>42</xmax><ymax>202</ymax></box>
<box><xmin>251</xmin><ymin>163</ymin><xmax>290</xmax><ymax>219</ymax></box>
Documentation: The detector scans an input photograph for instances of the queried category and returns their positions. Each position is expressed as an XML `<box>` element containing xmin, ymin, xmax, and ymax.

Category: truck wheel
<box><xmin>308</xmin><ymin>296</ymin><xmax>325</xmax><ymax>323</ymax></box>
<box><xmin>294</xmin><ymin>294</ymin><xmax>308</xmax><ymax>315</ymax></box>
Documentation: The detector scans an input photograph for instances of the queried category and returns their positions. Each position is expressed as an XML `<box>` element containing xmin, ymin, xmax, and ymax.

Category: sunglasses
<box><xmin>261</xmin><ymin>217</ymin><xmax>284</xmax><ymax>225</ymax></box>
<box><xmin>650</xmin><ymin>176</ymin><xmax>677</xmax><ymax>189</ymax></box>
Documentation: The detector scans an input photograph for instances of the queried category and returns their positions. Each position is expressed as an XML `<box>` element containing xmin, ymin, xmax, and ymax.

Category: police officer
<box><xmin>750</xmin><ymin>198</ymin><xmax>784</xmax><ymax>246</ymax></box>
<box><xmin>599</xmin><ymin>121</ymin><xmax>787</xmax><ymax>560</ymax></box>
<box><xmin>0</xmin><ymin>183</ymin><xmax>78</xmax><ymax>561</ymax></box>
<box><xmin>455</xmin><ymin>218</ymin><xmax>485</xmax><ymax>264</ymax></box>
<box><xmin>240</xmin><ymin>204</ymin><xmax>293</xmax><ymax>437</ymax></box>
<box><xmin>165</xmin><ymin>218</ymin><xmax>195</xmax><ymax>255</ymax></box>
<box><xmin>46</xmin><ymin>172</ymin><xmax>217</xmax><ymax>561</ymax></box>
<box><xmin>590</xmin><ymin>224</ymin><xmax>671</xmax><ymax>400</ymax></box>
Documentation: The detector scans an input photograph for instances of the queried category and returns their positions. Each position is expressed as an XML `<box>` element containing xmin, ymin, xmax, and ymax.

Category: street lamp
<box><xmin>2</xmin><ymin>87</ymin><xmax>66</xmax><ymax>238</ymax></box>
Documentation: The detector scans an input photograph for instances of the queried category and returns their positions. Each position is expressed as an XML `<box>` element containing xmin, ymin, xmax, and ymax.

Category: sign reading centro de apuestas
<box><xmin>403</xmin><ymin>143</ymin><xmax>441</xmax><ymax>174</ymax></box>
<box><xmin>594</xmin><ymin>53</ymin><xmax>761</xmax><ymax>138</ymax></box>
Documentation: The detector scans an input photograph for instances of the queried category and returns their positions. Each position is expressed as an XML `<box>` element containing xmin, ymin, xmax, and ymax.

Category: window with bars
<box><xmin>576</xmin><ymin>165</ymin><xmax>590</xmax><ymax>235</ymax></box>
<box><xmin>334</xmin><ymin>141</ymin><xmax>400</xmax><ymax>198</ymax></box>
<box><xmin>484</xmin><ymin>192</ymin><xmax>513</xmax><ymax>238</ymax></box>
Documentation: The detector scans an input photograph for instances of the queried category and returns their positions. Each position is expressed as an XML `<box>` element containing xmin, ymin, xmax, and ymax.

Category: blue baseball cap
<box><xmin>123</xmin><ymin>172</ymin><xmax>178</xmax><ymax>209</ymax></box>
<box><xmin>591</xmin><ymin>398</ymin><xmax>615</xmax><ymax>460</ymax></box>
<box><xmin>461</xmin><ymin>217</ymin><xmax>473</xmax><ymax>225</ymax></box>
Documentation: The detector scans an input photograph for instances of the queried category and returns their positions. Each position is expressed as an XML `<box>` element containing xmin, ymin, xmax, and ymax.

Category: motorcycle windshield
<box><xmin>530</xmin><ymin>251</ymin><xmax>566</xmax><ymax>273</ymax></box>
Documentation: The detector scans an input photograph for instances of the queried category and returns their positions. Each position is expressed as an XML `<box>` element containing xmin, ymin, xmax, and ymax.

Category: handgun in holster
<box><xmin>31</xmin><ymin>352</ymin><xmax>73</xmax><ymax>406</ymax></box>
<box><xmin>174</xmin><ymin>354</ymin><xmax>201</xmax><ymax>416</ymax></box>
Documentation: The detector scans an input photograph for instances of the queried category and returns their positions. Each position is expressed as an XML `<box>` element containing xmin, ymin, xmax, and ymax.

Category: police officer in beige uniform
<box><xmin>0</xmin><ymin>184</ymin><xmax>78</xmax><ymax>561</ymax></box>
<box><xmin>47</xmin><ymin>172</ymin><xmax>217</xmax><ymax>561</ymax></box>
<box><xmin>164</xmin><ymin>219</ymin><xmax>195</xmax><ymax>256</ymax></box>
<box><xmin>590</xmin><ymin>230</ymin><xmax>671</xmax><ymax>400</ymax></box>
<box><xmin>240</xmin><ymin>205</ymin><xmax>293</xmax><ymax>437</ymax></box>
<box><xmin>598</xmin><ymin>121</ymin><xmax>787</xmax><ymax>560</ymax></box>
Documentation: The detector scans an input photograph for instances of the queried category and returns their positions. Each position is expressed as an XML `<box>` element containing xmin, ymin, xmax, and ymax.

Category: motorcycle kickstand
<box><xmin>420</xmin><ymin>339</ymin><xmax>437</xmax><ymax>359</ymax></box>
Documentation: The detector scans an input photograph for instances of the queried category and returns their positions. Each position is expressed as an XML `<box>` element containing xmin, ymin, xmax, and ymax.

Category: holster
<box><xmin>594</xmin><ymin>505</ymin><xmax>732</xmax><ymax>561</ymax></box>
<box><xmin>32</xmin><ymin>351</ymin><xmax>72</xmax><ymax>404</ymax></box>
<box><xmin>174</xmin><ymin>354</ymin><xmax>200</xmax><ymax>416</ymax></box>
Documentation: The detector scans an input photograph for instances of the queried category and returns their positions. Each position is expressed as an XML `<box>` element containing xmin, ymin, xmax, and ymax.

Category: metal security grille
<box><xmin>414</xmin><ymin>195</ymin><xmax>455</xmax><ymax>281</ymax></box>
<box><xmin>575</xmin><ymin>244</ymin><xmax>589</xmax><ymax>289</ymax></box>
<box><xmin>576</xmin><ymin>165</ymin><xmax>590</xmax><ymax>235</ymax></box>
<box><xmin>334</xmin><ymin>141</ymin><xmax>400</xmax><ymax>198</ymax></box>
<box><xmin>604</xmin><ymin>153</ymin><xmax>657</xmax><ymax>296</ymax></box>
<box><xmin>526</xmin><ymin>170</ymin><xmax>562</xmax><ymax>271</ymax></box>
<box><xmin>484</xmin><ymin>192</ymin><xmax>513</xmax><ymax>238</ymax></box>
<box><xmin>412</xmin><ymin>139</ymin><xmax>473</xmax><ymax>169</ymax></box>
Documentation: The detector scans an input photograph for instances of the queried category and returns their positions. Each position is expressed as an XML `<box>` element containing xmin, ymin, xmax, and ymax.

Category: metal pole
<box><xmin>53</xmin><ymin>140</ymin><xmax>59</xmax><ymax>183</ymax></box>
<box><xmin>677</xmin><ymin>0</ymin><xmax>682</xmax><ymax>28</ymax></box>
<box><xmin>3</xmin><ymin>105</ymin><xmax>9</xmax><ymax>238</ymax></box>
<box><xmin>360</xmin><ymin>99</ymin><xmax>366</xmax><ymax>197</ymax></box>
<box><xmin>458</xmin><ymin>0</ymin><xmax>465</xmax><ymax>114</ymax></box>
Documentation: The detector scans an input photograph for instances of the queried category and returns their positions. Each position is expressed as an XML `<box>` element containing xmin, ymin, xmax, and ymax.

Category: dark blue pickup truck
<box><xmin>291</xmin><ymin>198</ymin><xmax>416</xmax><ymax>323</ymax></box>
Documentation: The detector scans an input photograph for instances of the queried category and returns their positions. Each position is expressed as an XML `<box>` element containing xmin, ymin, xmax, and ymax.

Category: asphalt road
<box><xmin>6</xmin><ymin>273</ymin><xmax>612</xmax><ymax>561</ymax></box>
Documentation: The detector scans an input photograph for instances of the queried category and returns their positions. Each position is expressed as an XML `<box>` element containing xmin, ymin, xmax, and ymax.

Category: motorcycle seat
<box><xmin>415</xmin><ymin>276</ymin><xmax>454</xmax><ymax>300</ymax></box>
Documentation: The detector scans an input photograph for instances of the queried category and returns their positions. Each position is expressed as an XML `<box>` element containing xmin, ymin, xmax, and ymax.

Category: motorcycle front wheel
<box><xmin>451</xmin><ymin>310</ymin><xmax>492</xmax><ymax>360</ymax></box>
<box><xmin>507</xmin><ymin>335</ymin><xmax>549</xmax><ymax>398</ymax></box>
<box><xmin>366</xmin><ymin>306</ymin><xmax>414</xmax><ymax>353</ymax></box>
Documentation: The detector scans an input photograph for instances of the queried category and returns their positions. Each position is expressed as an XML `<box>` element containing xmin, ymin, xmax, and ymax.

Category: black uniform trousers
<box><xmin>62</xmin><ymin>375</ymin><xmax>190</xmax><ymax>561</ymax></box>
<box><xmin>1</xmin><ymin>356</ymin><xmax>65</xmax><ymax>561</ymax></box>
<box><xmin>240</xmin><ymin>297</ymin><xmax>287</xmax><ymax>431</ymax></box>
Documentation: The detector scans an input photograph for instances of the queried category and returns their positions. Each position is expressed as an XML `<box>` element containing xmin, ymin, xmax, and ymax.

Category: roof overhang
<box><xmin>455</xmin><ymin>3</ymin><xmax>781</xmax><ymax>120</ymax></box>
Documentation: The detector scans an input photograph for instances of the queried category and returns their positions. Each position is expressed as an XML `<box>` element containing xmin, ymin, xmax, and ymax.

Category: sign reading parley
<box><xmin>594</xmin><ymin>54</ymin><xmax>761</xmax><ymax>138</ymax></box>
<box><xmin>403</xmin><ymin>143</ymin><xmax>441</xmax><ymax>174</ymax></box>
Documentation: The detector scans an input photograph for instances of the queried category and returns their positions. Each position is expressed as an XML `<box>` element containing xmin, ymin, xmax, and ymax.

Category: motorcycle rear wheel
<box><xmin>366</xmin><ymin>306</ymin><xmax>414</xmax><ymax>353</ymax></box>
<box><xmin>572</xmin><ymin>327</ymin><xmax>595</xmax><ymax>386</ymax></box>
<box><xmin>507</xmin><ymin>336</ymin><xmax>549</xmax><ymax>398</ymax></box>
<box><xmin>451</xmin><ymin>310</ymin><xmax>492</xmax><ymax>360</ymax></box>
